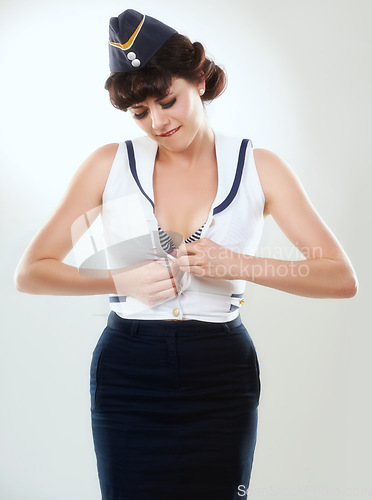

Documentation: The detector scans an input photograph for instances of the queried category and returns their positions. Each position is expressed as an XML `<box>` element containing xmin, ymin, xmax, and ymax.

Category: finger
<box><xmin>176</xmin><ymin>255</ymin><xmax>202</xmax><ymax>268</ymax></box>
<box><xmin>176</xmin><ymin>241</ymin><xmax>198</xmax><ymax>258</ymax></box>
<box><xmin>150</xmin><ymin>273</ymin><xmax>178</xmax><ymax>295</ymax></box>
<box><xmin>155</xmin><ymin>259</ymin><xmax>179</xmax><ymax>286</ymax></box>
<box><xmin>163</xmin><ymin>259</ymin><xmax>180</xmax><ymax>284</ymax></box>
<box><xmin>174</xmin><ymin>264</ymin><xmax>204</xmax><ymax>276</ymax></box>
<box><xmin>169</xmin><ymin>265</ymin><xmax>182</xmax><ymax>283</ymax></box>
<box><xmin>151</xmin><ymin>285</ymin><xmax>178</xmax><ymax>305</ymax></box>
<box><xmin>152</xmin><ymin>260</ymin><xmax>177</xmax><ymax>279</ymax></box>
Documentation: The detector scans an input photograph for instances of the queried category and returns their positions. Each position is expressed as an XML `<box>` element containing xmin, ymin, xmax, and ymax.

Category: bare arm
<box><xmin>14</xmin><ymin>143</ymin><xmax>180</xmax><ymax>304</ymax></box>
<box><xmin>14</xmin><ymin>144</ymin><xmax>119</xmax><ymax>295</ymax></box>
<box><xmin>176</xmin><ymin>148</ymin><xmax>358</xmax><ymax>298</ymax></box>
<box><xmin>235</xmin><ymin>148</ymin><xmax>358</xmax><ymax>298</ymax></box>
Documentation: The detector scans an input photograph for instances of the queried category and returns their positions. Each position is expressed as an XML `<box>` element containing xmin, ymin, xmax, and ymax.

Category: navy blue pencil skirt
<box><xmin>90</xmin><ymin>311</ymin><xmax>261</xmax><ymax>500</ymax></box>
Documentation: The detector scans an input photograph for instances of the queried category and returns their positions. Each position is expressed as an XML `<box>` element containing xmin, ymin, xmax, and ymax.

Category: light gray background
<box><xmin>1</xmin><ymin>0</ymin><xmax>370</xmax><ymax>498</ymax></box>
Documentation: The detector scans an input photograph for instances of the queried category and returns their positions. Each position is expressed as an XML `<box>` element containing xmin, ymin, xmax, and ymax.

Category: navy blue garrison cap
<box><xmin>108</xmin><ymin>9</ymin><xmax>178</xmax><ymax>73</ymax></box>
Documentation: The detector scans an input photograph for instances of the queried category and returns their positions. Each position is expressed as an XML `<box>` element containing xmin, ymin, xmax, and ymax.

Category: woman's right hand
<box><xmin>111</xmin><ymin>258</ymin><xmax>182</xmax><ymax>306</ymax></box>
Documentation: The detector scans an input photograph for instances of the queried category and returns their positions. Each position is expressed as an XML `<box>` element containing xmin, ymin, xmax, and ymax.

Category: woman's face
<box><xmin>128</xmin><ymin>77</ymin><xmax>206</xmax><ymax>152</ymax></box>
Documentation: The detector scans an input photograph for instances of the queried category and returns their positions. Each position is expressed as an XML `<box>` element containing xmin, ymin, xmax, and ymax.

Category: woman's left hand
<box><xmin>175</xmin><ymin>238</ymin><xmax>241</xmax><ymax>279</ymax></box>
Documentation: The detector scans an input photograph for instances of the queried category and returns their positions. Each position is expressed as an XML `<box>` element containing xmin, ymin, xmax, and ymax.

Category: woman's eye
<box><xmin>134</xmin><ymin>110</ymin><xmax>148</xmax><ymax>120</ymax></box>
<box><xmin>132</xmin><ymin>98</ymin><xmax>176</xmax><ymax>120</ymax></box>
<box><xmin>161</xmin><ymin>98</ymin><xmax>176</xmax><ymax>109</ymax></box>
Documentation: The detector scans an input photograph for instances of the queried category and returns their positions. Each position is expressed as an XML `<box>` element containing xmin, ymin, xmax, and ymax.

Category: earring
<box><xmin>199</xmin><ymin>88</ymin><xmax>205</xmax><ymax>95</ymax></box>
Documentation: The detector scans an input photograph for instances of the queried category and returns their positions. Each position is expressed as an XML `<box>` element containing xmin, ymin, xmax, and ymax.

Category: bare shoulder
<box><xmin>14</xmin><ymin>142</ymin><xmax>121</xmax><ymax>267</ymax></box>
<box><xmin>71</xmin><ymin>142</ymin><xmax>120</xmax><ymax>203</ymax></box>
<box><xmin>89</xmin><ymin>142</ymin><xmax>120</xmax><ymax>159</ymax></box>
<box><xmin>82</xmin><ymin>142</ymin><xmax>120</xmax><ymax>178</ymax></box>
<box><xmin>253</xmin><ymin>148</ymin><xmax>303</xmax><ymax>217</ymax></box>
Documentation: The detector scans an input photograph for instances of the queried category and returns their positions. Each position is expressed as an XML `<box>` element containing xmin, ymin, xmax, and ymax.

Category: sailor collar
<box><xmin>125</xmin><ymin>130</ymin><xmax>251</xmax><ymax>219</ymax></box>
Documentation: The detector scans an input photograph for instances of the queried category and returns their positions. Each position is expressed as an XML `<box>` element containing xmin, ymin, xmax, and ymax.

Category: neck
<box><xmin>157</xmin><ymin>116</ymin><xmax>215</xmax><ymax>168</ymax></box>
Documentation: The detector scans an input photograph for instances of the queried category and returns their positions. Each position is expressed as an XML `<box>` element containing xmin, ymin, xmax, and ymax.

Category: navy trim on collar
<box><xmin>213</xmin><ymin>139</ymin><xmax>249</xmax><ymax>215</ymax></box>
<box><xmin>125</xmin><ymin>140</ymin><xmax>155</xmax><ymax>211</ymax></box>
<box><xmin>125</xmin><ymin>137</ymin><xmax>250</xmax><ymax>215</ymax></box>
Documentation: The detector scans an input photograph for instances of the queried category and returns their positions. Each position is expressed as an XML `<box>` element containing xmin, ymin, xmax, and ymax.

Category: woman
<box><xmin>14</xmin><ymin>8</ymin><xmax>358</xmax><ymax>500</ymax></box>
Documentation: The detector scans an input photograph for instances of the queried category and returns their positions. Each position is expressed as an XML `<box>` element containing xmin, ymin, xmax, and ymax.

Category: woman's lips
<box><xmin>158</xmin><ymin>126</ymin><xmax>181</xmax><ymax>137</ymax></box>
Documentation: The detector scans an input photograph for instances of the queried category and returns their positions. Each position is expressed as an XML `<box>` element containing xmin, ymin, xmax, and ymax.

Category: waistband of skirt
<box><xmin>107</xmin><ymin>311</ymin><xmax>242</xmax><ymax>336</ymax></box>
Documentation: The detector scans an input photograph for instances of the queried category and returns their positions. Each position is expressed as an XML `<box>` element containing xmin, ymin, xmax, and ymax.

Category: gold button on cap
<box><xmin>172</xmin><ymin>308</ymin><xmax>180</xmax><ymax>317</ymax></box>
<box><xmin>209</xmin><ymin>218</ymin><xmax>215</xmax><ymax>227</ymax></box>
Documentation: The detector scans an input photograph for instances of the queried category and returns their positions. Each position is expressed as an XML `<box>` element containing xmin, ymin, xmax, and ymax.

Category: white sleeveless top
<box><xmin>100</xmin><ymin>130</ymin><xmax>265</xmax><ymax>322</ymax></box>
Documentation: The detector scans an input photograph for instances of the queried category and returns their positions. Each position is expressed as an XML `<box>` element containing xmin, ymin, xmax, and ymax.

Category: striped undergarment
<box><xmin>158</xmin><ymin>222</ymin><xmax>206</xmax><ymax>255</ymax></box>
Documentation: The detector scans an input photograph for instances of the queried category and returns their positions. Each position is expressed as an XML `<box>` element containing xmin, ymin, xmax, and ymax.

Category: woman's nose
<box><xmin>150</xmin><ymin>109</ymin><xmax>169</xmax><ymax>131</ymax></box>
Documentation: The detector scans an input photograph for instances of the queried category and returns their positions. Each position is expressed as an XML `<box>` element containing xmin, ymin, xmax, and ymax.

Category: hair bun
<box><xmin>105</xmin><ymin>33</ymin><xmax>227</xmax><ymax>110</ymax></box>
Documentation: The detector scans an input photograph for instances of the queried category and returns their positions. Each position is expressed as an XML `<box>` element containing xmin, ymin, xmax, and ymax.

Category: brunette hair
<box><xmin>105</xmin><ymin>33</ymin><xmax>227</xmax><ymax>111</ymax></box>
